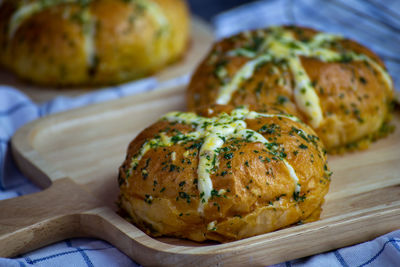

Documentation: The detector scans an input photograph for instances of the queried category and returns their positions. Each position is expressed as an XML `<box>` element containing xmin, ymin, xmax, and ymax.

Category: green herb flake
<box><xmin>299</xmin><ymin>144</ymin><xmax>308</xmax><ymax>149</ymax></box>
<box><xmin>224</xmin><ymin>153</ymin><xmax>234</xmax><ymax>160</ymax></box>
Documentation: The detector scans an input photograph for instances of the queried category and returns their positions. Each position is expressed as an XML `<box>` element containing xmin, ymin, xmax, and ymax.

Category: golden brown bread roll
<box><xmin>0</xmin><ymin>0</ymin><xmax>189</xmax><ymax>86</ymax></box>
<box><xmin>187</xmin><ymin>26</ymin><xmax>394</xmax><ymax>153</ymax></box>
<box><xmin>118</xmin><ymin>105</ymin><xmax>331</xmax><ymax>242</ymax></box>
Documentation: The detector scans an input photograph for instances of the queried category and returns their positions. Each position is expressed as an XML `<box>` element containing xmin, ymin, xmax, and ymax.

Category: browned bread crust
<box><xmin>118</xmin><ymin>105</ymin><xmax>330</xmax><ymax>242</ymax></box>
<box><xmin>0</xmin><ymin>0</ymin><xmax>189</xmax><ymax>86</ymax></box>
<box><xmin>186</xmin><ymin>26</ymin><xmax>394</xmax><ymax>152</ymax></box>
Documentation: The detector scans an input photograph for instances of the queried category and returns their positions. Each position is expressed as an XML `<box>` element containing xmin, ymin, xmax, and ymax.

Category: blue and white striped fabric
<box><xmin>1</xmin><ymin>0</ymin><xmax>400</xmax><ymax>266</ymax></box>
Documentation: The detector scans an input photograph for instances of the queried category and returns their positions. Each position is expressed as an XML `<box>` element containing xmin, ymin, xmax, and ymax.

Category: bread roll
<box><xmin>187</xmin><ymin>26</ymin><xmax>394</xmax><ymax>153</ymax></box>
<box><xmin>0</xmin><ymin>0</ymin><xmax>189</xmax><ymax>86</ymax></box>
<box><xmin>118</xmin><ymin>105</ymin><xmax>330</xmax><ymax>242</ymax></box>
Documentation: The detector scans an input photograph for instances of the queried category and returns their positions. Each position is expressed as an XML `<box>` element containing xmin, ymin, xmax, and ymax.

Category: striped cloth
<box><xmin>1</xmin><ymin>0</ymin><xmax>400</xmax><ymax>266</ymax></box>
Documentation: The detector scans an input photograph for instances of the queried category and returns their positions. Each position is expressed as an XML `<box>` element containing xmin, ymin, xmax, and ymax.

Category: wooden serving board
<box><xmin>0</xmin><ymin>17</ymin><xmax>214</xmax><ymax>103</ymax></box>
<box><xmin>1</xmin><ymin>84</ymin><xmax>400</xmax><ymax>266</ymax></box>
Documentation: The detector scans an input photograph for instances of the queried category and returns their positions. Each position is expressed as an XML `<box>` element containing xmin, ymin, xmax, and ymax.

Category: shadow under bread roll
<box><xmin>0</xmin><ymin>0</ymin><xmax>189</xmax><ymax>86</ymax></box>
<box><xmin>118</xmin><ymin>104</ymin><xmax>331</xmax><ymax>242</ymax></box>
<box><xmin>187</xmin><ymin>26</ymin><xmax>394</xmax><ymax>153</ymax></box>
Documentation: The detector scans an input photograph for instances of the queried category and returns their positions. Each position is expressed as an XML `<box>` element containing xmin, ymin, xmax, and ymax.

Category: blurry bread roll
<box><xmin>118</xmin><ymin>105</ymin><xmax>331</xmax><ymax>242</ymax></box>
<box><xmin>0</xmin><ymin>0</ymin><xmax>189</xmax><ymax>86</ymax></box>
<box><xmin>187</xmin><ymin>26</ymin><xmax>394</xmax><ymax>153</ymax></box>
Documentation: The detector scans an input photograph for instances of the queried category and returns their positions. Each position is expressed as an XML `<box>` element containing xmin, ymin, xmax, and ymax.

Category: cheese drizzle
<box><xmin>126</xmin><ymin>107</ymin><xmax>301</xmax><ymax>214</ymax></box>
<box><xmin>217</xmin><ymin>26</ymin><xmax>393</xmax><ymax>128</ymax></box>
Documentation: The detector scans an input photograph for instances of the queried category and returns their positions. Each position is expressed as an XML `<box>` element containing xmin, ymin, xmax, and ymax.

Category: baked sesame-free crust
<box><xmin>0</xmin><ymin>0</ymin><xmax>189</xmax><ymax>86</ymax></box>
<box><xmin>187</xmin><ymin>26</ymin><xmax>394</xmax><ymax>152</ymax></box>
<box><xmin>118</xmin><ymin>105</ymin><xmax>330</xmax><ymax>242</ymax></box>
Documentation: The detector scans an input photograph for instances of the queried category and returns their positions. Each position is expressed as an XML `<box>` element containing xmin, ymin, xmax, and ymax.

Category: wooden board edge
<box><xmin>79</xmin><ymin>202</ymin><xmax>400</xmax><ymax>266</ymax></box>
<box><xmin>11</xmin><ymin>125</ymin><xmax>55</xmax><ymax>188</ymax></box>
<box><xmin>11</xmin><ymin>84</ymin><xmax>187</xmax><ymax>187</ymax></box>
<box><xmin>0</xmin><ymin>178</ymin><xmax>104</xmax><ymax>257</ymax></box>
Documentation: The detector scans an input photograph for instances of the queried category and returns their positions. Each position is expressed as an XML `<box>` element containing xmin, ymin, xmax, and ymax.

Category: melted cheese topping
<box><xmin>216</xmin><ymin>54</ymin><xmax>272</xmax><ymax>105</ymax></box>
<box><xmin>246</xmin><ymin>110</ymin><xmax>299</xmax><ymax>122</ymax></box>
<box><xmin>288</xmin><ymin>56</ymin><xmax>323</xmax><ymax>128</ymax></box>
<box><xmin>127</xmin><ymin>107</ymin><xmax>302</xmax><ymax>214</ymax></box>
<box><xmin>128</xmin><ymin>0</ymin><xmax>170</xmax><ymax>61</ymax></box>
<box><xmin>134</xmin><ymin>0</ymin><xmax>169</xmax><ymax>34</ymax></box>
<box><xmin>80</xmin><ymin>7</ymin><xmax>96</xmax><ymax>67</ymax></box>
<box><xmin>207</xmin><ymin>220</ymin><xmax>217</xmax><ymax>231</ymax></box>
<box><xmin>216</xmin><ymin>26</ymin><xmax>393</xmax><ymax>128</ymax></box>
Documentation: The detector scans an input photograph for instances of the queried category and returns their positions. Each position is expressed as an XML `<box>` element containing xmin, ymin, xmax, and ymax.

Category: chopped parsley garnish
<box><xmin>178</xmin><ymin>192</ymin><xmax>191</xmax><ymax>203</ymax></box>
<box><xmin>299</xmin><ymin>144</ymin><xmax>308</xmax><ymax>149</ymax></box>
<box><xmin>277</xmin><ymin>95</ymin><xmax>288</xmax><ymax>104</ymax></box>
<box><xmin>224</xmin><ymin>153</ymin><xmax>233</xmax><ymax>159</ymax></box>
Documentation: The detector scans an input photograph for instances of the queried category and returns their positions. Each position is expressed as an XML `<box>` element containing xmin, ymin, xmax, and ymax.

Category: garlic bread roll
<box><xmin>187</xmin><ymin>26</ymin><xmax>394</xmax><ymax>153</ymax></box>
<box><xmin>0</xmin><ymin>0</ymin><xmax>189</xmax><ymax>86</ymax></box>
<box><xmin>118</xmin><ymin>105</ymin><xmax>331</xmax><ymax>242</ymax></box>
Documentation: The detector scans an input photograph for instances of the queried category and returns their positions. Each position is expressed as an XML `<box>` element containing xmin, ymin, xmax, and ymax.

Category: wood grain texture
<box><xmin>0</xmin><ymin>16</ymin><xmax>213</xmax><ymax>103</ymax></box>
<box><xmin>0</xmin><ymin>178</ymin><xmax>101</xmax><ymax>257</ymax></box>
<box><xmin>3</xmin><ymin>84</ymin><xmax>400</xmax><ymax>266</ymax></box>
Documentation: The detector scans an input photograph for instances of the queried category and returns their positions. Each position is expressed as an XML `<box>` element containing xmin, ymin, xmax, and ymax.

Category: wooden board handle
<box><xmin>0</xmin><ymin>178</ymin><xmax>101</xmax><ymax>257</ymax></box>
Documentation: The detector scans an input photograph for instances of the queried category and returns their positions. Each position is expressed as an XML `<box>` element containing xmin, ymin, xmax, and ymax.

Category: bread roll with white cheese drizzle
<box><xmin>118</xmin><ymin>105</ymin><xmax>330</xmax><ymax>242</ymax></box>
<box><xmin>187</xmin><ymin>26</ymin><xmax>394</xmax><ymax>153</ymax></box>
<box><xmin>0</xmin><ymin>0</ymin><xmax>189</xmax><ymax>86</ymax></box>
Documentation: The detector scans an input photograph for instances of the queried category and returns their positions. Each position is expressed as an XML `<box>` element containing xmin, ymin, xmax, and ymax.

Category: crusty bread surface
<box><xmin>0</xmin><ymin>0</ymin><xmax>189</xmax><ymax>86</ymax></box>
<box><xmin>186</xmin><ymin>26</ymin><xmax>394</xmax><ymax>152</ymax></box>
<box><xmin>118</xmin><ymin>105</ymin><xmax>331</xmax><ymax>242</ymax></box>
